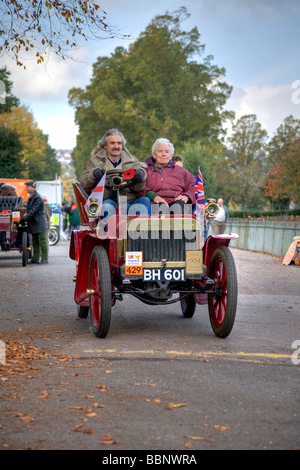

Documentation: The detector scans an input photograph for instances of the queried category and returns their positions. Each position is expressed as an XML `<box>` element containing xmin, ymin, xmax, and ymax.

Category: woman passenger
<box><xmin>142</xmin><ymin>138</ymin><xmax>195</xmax><ymax>213</ymax></box>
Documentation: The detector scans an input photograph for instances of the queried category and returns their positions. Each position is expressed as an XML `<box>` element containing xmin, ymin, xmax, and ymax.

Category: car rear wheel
<box><xmin>22</xmin><ymin>231</ymin><xmax>28</xmax><ymax>266</ymax></box>
<box><xmin>89</xmin><ymin>245</ymin><xmax>111</xmax><ymax>338</ymax></box>
<box><xmin>208</xmin><ymin>246</ymin><xmax>237</xmax><ymax>338</ymax></box>
<box><xmin>77</xmin><ymin>305</ymin><xmax>89</xmax><ymax>319</ymax></box>
<box><xmin>180</xmin><ymin>294</ymin><xmax>196</xmax><ymax>318</ymax></box>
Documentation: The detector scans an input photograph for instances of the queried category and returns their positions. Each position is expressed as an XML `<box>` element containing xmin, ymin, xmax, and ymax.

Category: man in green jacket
<box><xmin>22</xmin><ymin>181</ymin><xmax>48</xmax><ymax>264</ymax></box>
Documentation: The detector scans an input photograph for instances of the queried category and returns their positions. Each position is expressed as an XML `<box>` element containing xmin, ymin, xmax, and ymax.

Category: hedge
<box><xmin>228</xmin><ymin>209</ymin><xmax>300</xmax><ymax>219</ymax></box>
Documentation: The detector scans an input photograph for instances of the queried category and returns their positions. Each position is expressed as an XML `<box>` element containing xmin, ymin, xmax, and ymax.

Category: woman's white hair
<box><xmin>152</xmin><ymin>138</ymin><xmax>174</xmax><ymax>157</ymax></box>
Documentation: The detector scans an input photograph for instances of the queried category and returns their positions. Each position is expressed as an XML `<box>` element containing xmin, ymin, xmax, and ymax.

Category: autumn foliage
<box><xmin>0</xmin><ymin>0</ymin><xmax>122</xmax><ymax>67</ymax></box>
<box><xmin>264</xmin><ymin>118</ymin><xmax>300</xmax><ymax>203</ymax></box>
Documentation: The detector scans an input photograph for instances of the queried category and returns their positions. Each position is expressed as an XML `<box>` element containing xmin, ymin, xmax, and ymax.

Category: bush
<box><xmin>228</xmin><ymin>209</ymin><xmax>300</xmax><ymax>219</ymax></box>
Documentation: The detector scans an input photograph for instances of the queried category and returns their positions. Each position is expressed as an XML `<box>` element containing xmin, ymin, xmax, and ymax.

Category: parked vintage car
<box><xmin>69</xmin><ymin>170</ymin><xmax>238</xmax><ymax>339</ymax></box>
<box><xmin>0</xmin><ymin>196</ymin><xmax>32</xmax><ymax>266</ymax></box>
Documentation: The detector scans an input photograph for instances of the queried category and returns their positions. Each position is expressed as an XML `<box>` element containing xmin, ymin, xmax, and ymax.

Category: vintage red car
<box><xmin>69</xmin><ymin>170</ymin><xmax>238</xmax><ymax>339</ymax></box>
<box><xmin>0</xmin><ymin>196</ymin><xmax>31</xmax><ymax>266</ymax></box>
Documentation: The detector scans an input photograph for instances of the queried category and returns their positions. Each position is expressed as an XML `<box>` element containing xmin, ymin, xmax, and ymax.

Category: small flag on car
<box><xmin>194</xmin><ymin>168</ymin><xmax>205</xmax><ymax>215</ymax></box>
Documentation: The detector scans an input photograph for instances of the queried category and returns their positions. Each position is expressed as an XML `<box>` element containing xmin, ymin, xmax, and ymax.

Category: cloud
<box><xmin>0</xmin><ymin>48</ymin><xmax>92</xmax><ymax>101</ymax></box>
<box><xmin>225</xmin><ymin>82</ymin><xmax>300</xmax><ymax>138</ymax></box>
<box><xmin>0</xmin><ymin>49</ymin><xmax>89</xmax><ymax>148</ymax></box>
<box><xmin>38</xmin><ymin>111</ymin><xmax>78</xmax><ymax>149</ymax></box>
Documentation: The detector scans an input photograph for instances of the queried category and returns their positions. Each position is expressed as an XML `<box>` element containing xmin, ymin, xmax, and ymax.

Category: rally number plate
<box><xmin>143</xmin><ymin>268</ymin><xmax>185</xmax><ymax>282</ymax></box>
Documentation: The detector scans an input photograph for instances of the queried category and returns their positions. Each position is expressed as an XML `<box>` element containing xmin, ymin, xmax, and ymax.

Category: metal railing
<box><xmin>224</xmin><ymin>219</ymin><xmax>300</xmax><ymax>256</ymax></box>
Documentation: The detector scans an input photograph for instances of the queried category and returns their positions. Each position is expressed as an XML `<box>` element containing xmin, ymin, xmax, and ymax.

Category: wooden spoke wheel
<box><xmin>208</xmin><ymin>246</ymin><xmax>237</xmax><ymax>338</ymax></box>
<box><xmin>89</xmin><ymin>246</ymin><xmax>112</xmax><ymax>338</ymax></box>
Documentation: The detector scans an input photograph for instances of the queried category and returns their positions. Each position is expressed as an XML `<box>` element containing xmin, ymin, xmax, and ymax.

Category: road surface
<box><xmin>0</xmin><ymin>240</ymin><xmax>299</xmax><ymax>450</ymax></box>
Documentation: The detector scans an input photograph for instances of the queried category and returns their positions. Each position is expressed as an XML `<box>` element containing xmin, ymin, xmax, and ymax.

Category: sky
<box><xmin>1</xmin><ymin>0</ymin><xmax>300</xmax><ymax>150</ymax></box>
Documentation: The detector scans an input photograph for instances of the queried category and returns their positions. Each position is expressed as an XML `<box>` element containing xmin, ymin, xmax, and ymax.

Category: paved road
<box><xmin>0</xmin><ymin>240</ymin><xmax>299</xmax><ymax>450</ymax></box>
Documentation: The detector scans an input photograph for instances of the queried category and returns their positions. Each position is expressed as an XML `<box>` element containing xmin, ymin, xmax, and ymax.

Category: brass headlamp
<box><xmin>87</xmin><ymin>198</ymin><xmax>101</xmax><ymax>218</ymax></box>
<box><xmin>205</xmin><ymin>198</ymin><xmax>219</xmax><ymax>219</ymax></box>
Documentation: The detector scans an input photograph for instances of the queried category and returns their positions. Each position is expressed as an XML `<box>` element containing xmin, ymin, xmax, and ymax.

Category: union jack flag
<box><xmin>194</xmin><ymin>168</ymin><xmax>205</xmax><ymax>215</ymax></box>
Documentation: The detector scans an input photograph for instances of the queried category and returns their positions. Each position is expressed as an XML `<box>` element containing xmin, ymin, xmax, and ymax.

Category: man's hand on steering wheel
<box><xmin>93</xmin><ymin>168</ymin><xmax>105</xmax><ymax>183</ymax></box>
<box><xmin>131</xmin><ymin>169</ymin><xmax>144</xmax><ymax>184</ymax></box>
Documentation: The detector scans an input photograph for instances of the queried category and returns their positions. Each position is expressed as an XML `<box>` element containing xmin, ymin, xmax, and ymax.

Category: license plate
<box><xmin>143</xmin><ymin>268</ymin><xmax>185</xmax><ymax>282</ymax></box>
<box><xmin>125</xmin><ymin>251</ymin><xmax>143</xmax><ymax>276</ymax></box>
<box><xmin>12</xmin><ymin>211</ymin><xmax>20</xmax><ymax>222</ymax></box>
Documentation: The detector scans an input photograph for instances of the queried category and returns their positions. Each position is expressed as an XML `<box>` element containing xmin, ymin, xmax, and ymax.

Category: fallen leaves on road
<box><xmin>73</xmin><ymin>424</ymin><xmax>85</xmax><ymax>432</ymax></box>
<box><xmin>19</xmin><ymin>416</ymin><xmax>35</xmax><ymax>424</ymax></box>
<box><xmin>0</xmin><ymin>338</ymin><xmax>50</xmax><ymax>375</ymax></box>
<box><xmin>38</xmin><ymin>390</ymin><xmax>51</xmax><ymax>399</ymax></box>
<box><xmin>167</xmin><ymin>403</ymin><xmax>187</xmax><ymax>409</ymax></box>
<box><xmin>100</xmin><ymin>434</ymin><xmax>117</xmax><ymax>445</ymax></box>
<box><xmin>96</xmin><ymin>384</ymin><xmax>109</xmax><ymax>392</ymax></box>
<box><xmin>214</xmin><ymin>424</ymin><xmax>230</xmax><ymax>431</ymax></box>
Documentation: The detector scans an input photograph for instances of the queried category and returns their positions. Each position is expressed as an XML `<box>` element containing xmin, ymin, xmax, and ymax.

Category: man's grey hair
<box><xmin>97</xmin><ymin>129</ymin><xmax>126</xmax><ymax>149</ymax></box>
<box><xmin>152</xmin><ymin>138</ymin><xmax>174</xmax><ymax>157</ymax></box>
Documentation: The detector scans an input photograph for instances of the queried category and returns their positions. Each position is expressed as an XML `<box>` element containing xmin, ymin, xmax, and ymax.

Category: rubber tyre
<box><xmin>22</xmin><ymin>231</ymin><xmax>28</xmax><ymax>266</ymax></box>
<box><xmin>77</xmin><ymin>305</ymin><xmax>89</xmax><ymax>319</ymax></box>
<box><xmin>49</xmin><ymin>228</ymin><xmax>60</xmax><ymax>246</ymax></box>
<box><xmin>180</xmin><ymin>294</ymin><xmax>196</xmax><ymax>318</ymax></box>
<box><xmin>89</xmin><ymin>245</ymin><xmax>112</xmax><ymax>338</ymax></box>
<box><xmin>208</xmin><ymin>246</ymin><xmax>237</xmax><ymax>338</ymax></box>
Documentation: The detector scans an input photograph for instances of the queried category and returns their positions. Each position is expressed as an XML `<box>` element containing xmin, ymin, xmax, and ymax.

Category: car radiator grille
<box><xmin>127</xmin><ymin>229</ymin><xmax>197</xmax><ymax>262</ymax></box>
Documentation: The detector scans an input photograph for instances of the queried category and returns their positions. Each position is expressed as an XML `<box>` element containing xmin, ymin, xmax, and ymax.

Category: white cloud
<box><xmin>0</xmin><ymin>48</ymin><xmax>92</xmax><ymax>100</ymax></box>
<box><xmin>0</xmin><ymin>49</ymin><xmax>89</xmax><ymax>149</ymax></box>
<box><xmin>225</xmin><ymin>82</ymin><xmax>300</xmax><ymax>138</ymax></box>
<box><xmin>39</xmin><ymin>112</ymin><xmax>78</xmax><ymax>149</ymax></box>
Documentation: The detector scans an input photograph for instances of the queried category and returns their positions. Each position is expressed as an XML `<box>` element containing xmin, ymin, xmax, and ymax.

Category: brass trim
<box><xmin>126</xmin><ymin>216</ymin><xmax>201</xmax><ymax>232</ymax></box>
<box><xmin>186</xmin><ymin>250</ymin><xmax>203</xmax><ymax>274</ymax></box>
<box><xmin>143</xmin><ymin>261</ymin><xmax>186</xmax><ymax>268</ymax></box>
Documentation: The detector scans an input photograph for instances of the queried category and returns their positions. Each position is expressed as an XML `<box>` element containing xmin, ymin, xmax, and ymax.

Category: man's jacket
<box><xmin>24</xmin><ymin>191</ymin><xmax>46</xmax><ymax>234</ymax></box>
<box><xmin>79</xmin><ymin>147</ymin><xmax>147</xmax><ymax>203</ymax></box>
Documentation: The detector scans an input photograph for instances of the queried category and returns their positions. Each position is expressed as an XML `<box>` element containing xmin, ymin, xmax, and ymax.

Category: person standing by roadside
<box><xmin>22</xmin><ymin>181</ymin><xmax>48</xmax><ymax>264</ymax></box>
<box><xmin>66</xmin><ymin>201</ymin><xmax>81</xmax><ymax>237</ymax></box>
<box><xmin>211</xmin><ymin>198</ymin><xmax>228</xmax><ymax>235</ymax></box>
<box><xmin>42</xmin><ymin>194</ymin><xmax>52</xmax><ymax>250</ymax></box>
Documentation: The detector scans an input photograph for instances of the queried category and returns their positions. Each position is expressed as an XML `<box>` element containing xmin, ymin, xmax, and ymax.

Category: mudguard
<box><xmin>203</xmin><ymin>233</ymin><xmax>239</xmax><ymax>272</ymax></box>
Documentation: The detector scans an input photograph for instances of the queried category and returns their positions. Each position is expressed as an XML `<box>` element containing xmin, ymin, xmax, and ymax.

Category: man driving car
<box><xmin>79</xmin><ymin>129</ymin><xmax>151</xmax><ymax>217</ymax></box>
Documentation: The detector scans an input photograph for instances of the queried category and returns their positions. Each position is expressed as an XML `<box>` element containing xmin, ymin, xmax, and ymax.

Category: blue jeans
<box><xmin>101</xmin><ymin>197</ymin><xmax>151</xmax><ymax>223</ymax></box>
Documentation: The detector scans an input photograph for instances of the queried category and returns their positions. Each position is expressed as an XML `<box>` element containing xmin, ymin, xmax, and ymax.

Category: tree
<box><xmin>179</xmin><ymin>140</ymin><xmax>221</xmax><ymax>199</ymax></box>
<box><xmin>0</xmin><ymin>0</ymin><xmax>124</xmax><ymax>67</ymax></box>
<box><xmin>265</xmin><ymin>116</ymin><xmax>300</xmax><ymax>204</ymax></box>
<box><xmin>225</xmin><ymin>115</ymin><xmax>268</xmax><ymax>209</ymax></box>
<box><xmin>0</xmin><ymin>125</ymin><xmax>24</xmax><ymax>177</ymax></box>
<box><xmin>0</xmin><ymin>66</ymin><xmax>20</xmax><ymax>112</ymax></box>
<box><xmin>0</xmin><ymin>105</ymin><xmax>47</xmax><ymax>179</ymax></box>
<box><xmin>69</xmin><ymin>7</ymin><xmax>233</xmax><ymax>176</ymax></box>
<box><xmin>0</xmin><ymin>68</ymin><xmax>60</xmax><ymax>180</ymax></box>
